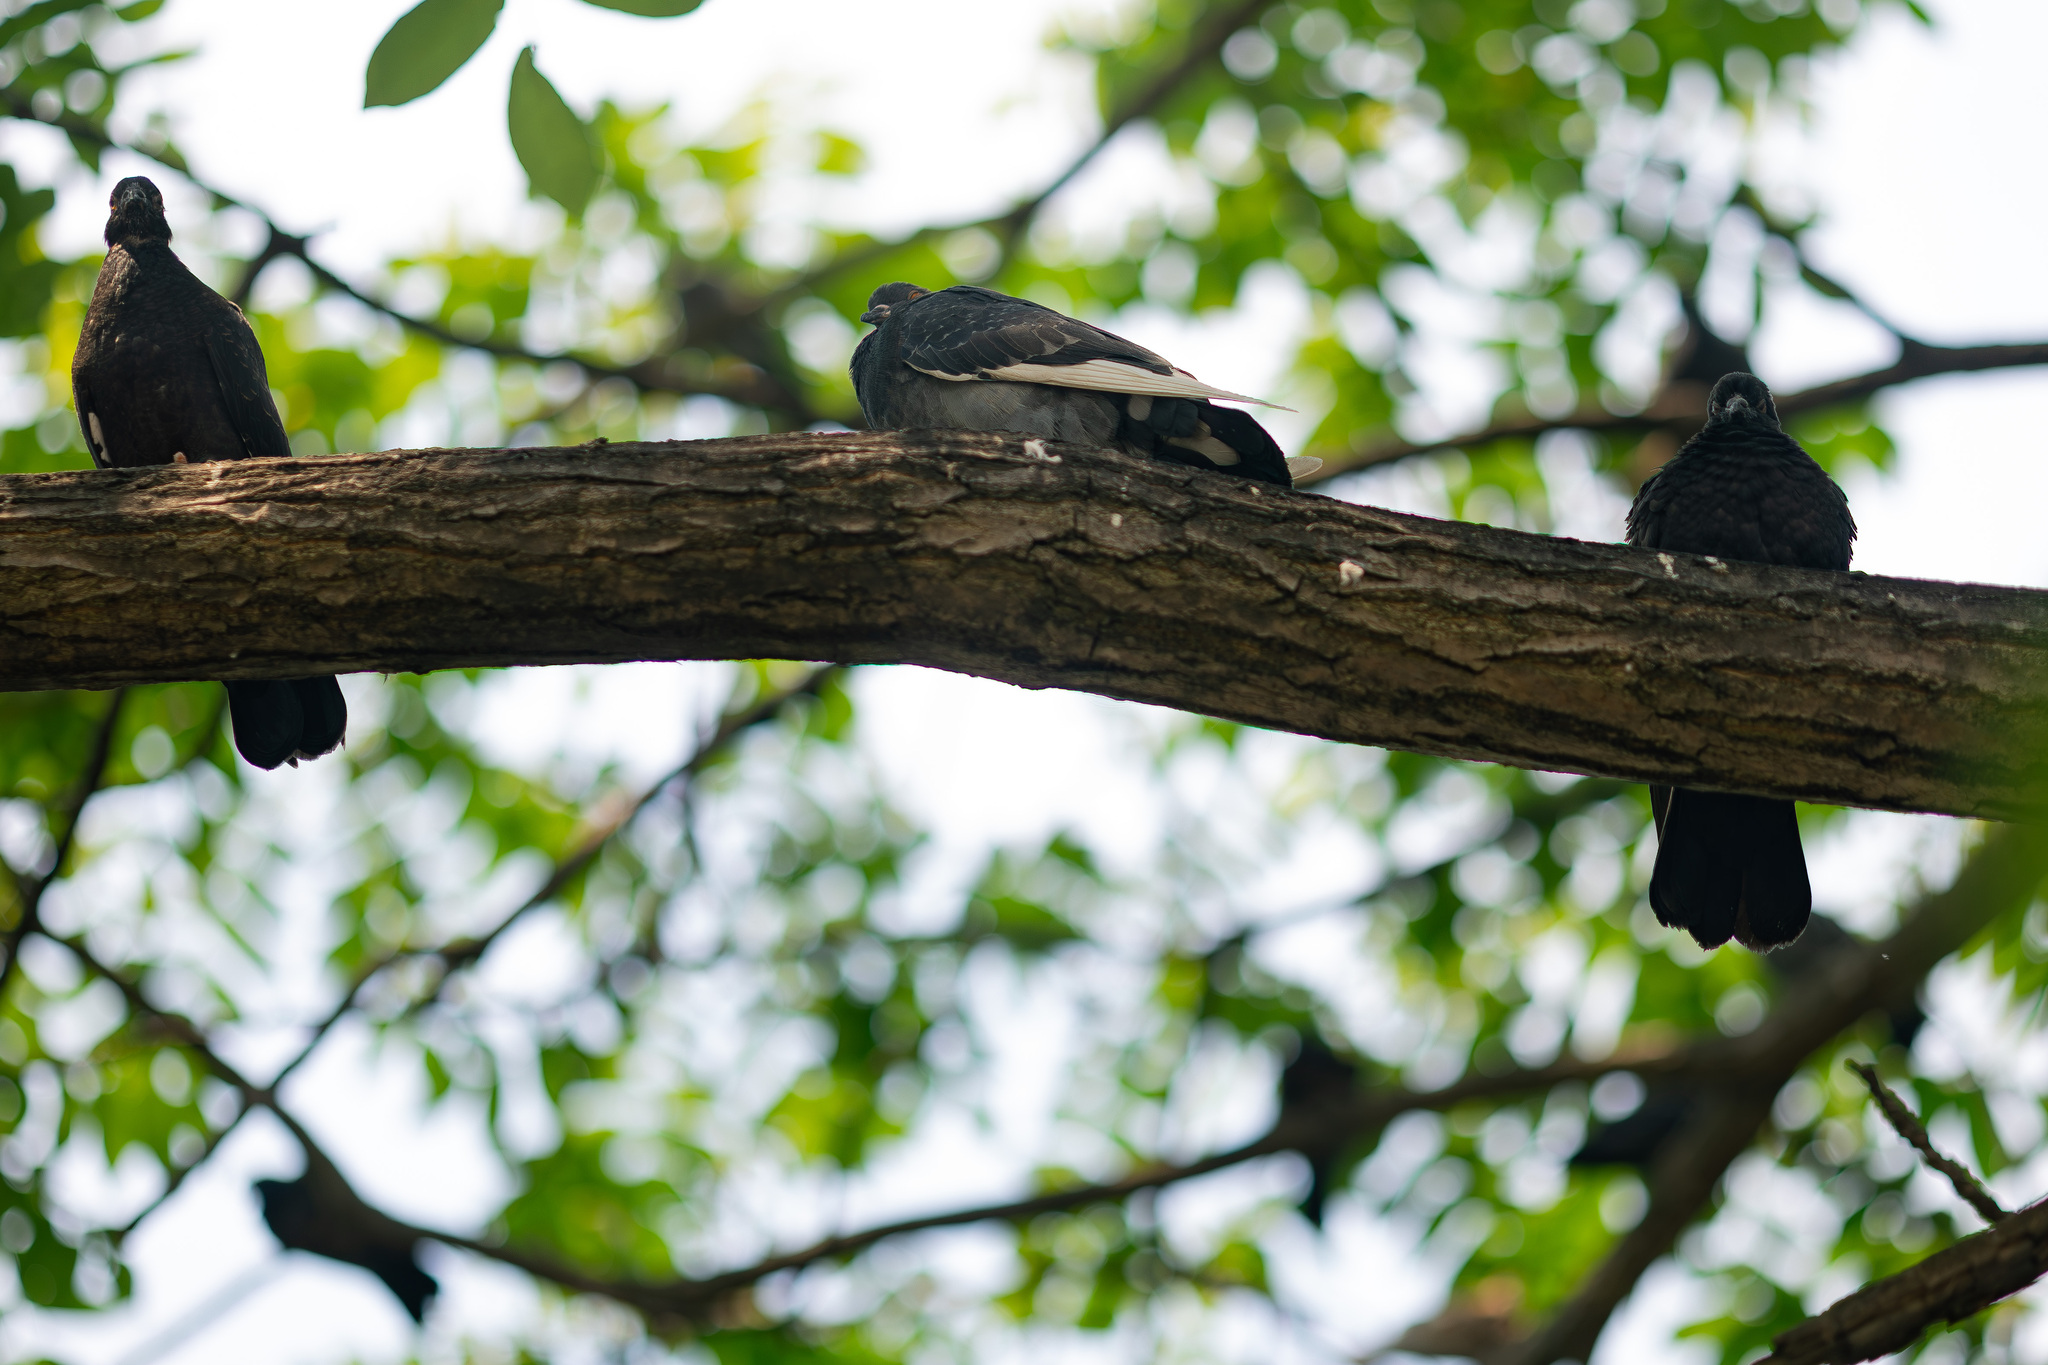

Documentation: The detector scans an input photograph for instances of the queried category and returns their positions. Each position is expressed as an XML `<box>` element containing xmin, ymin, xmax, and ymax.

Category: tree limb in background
<box><xmin>0</xmin><ymin>689</ymin><xmax>126</xmax><ymax>1001</ymax></box>
<box><xmin>3</xmin><ymin>0</ymin><xmax>1266</xmax><ymax>428</ymax></box>
<box><xmin>1309</xmin><ymin>339</ymin><xmax>2048</xmax><ymax>483</ymax></box>
<box><xmin>1849</xmin><ymin>1060</ymin><xmax>2008</xmax><ymax>1226</ymax></box>
<box><xmin>1763</xmin><ymin>1201</ymin><xmax>2048</xmax><ymax>1365</ymax></box>
<box><xmin>0</xmin><ymin>93</ymin><xmax>813</xmax><ymax>417</ymax></box>
<box><xmin>16</xmin><ymin>78</ymin><xmax>2048</xmax><ymax>473</ymax></box>
<box><xmin>5</xmin><ymin>433</ymin><xmax>2047</xmax><ymax>819</ymax></box>
<box><xmin>1399</xmin><ymin>823</ymin><xmax>2048</xmax><ymax>1365</ymax></box>
<box><xmin>1506</xmin><ymin>1085</ymin><xmax>1781</xmax><ymax>1365</ymax></box>
<box><xmin>397</xmin><ymin>825</ymin><xmax>2048</xmax><ymax>1330</ymax></box>
<box><xmin>42</xmin><ymin>787</ymin><xmax>2040</xmax><ymax>1342</ymax></box>
<box><xmin>268</xmin><ymin>664</ymin><xmax>838</xmax><ymax>1088</ymax></box>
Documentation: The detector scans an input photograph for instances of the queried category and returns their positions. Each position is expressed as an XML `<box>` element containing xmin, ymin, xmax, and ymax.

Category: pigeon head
<box><xmin>104</xmin><ymin>175</ymin><xmax>171</xmax><ymax>248</ymax></box>
<box><xmin>1705</xmin><ymin>371</ymin><xmax>1780</xmax><ymax>429</ymax></box>
<box><xmin>861</xmin><ymin>282</ymin><xmax>928</xmax><ymax>325</ymax></box>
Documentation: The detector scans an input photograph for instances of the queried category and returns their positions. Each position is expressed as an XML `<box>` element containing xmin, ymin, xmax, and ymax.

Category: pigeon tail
<box><xmin>291</xmin><ymin>677</ymin><xmax>349</xmax><ymax>760</ymax></box>
<box><xmin>227</xmin><ymin>678</ymin><xmax>348</xmax><ymax>770</ymax></box>
<box><xmin>1648</xmin><ymin>788</ymin><xmax>1811</xmax><ymax>949</ymax></box>
<box><xmin>1115</xmin><ymin>397</ymin><xmax>1293</xmax><ymax>486</ymax></box>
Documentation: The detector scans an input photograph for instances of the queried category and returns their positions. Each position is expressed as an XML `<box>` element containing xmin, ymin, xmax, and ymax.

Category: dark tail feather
<box><xmin>1733</xmin><ymin>797</ymin><xmax>1811</xmax><ymax>948</ymax></box>
<box><xmin>291</xmin><ymin>677</ymin><xmax>348</xmax><ymax>759</ymax></box>
<box><xmin>225</xmin><ymin>677</ymin><xmax>347</xmax><ymax>770</ymax></box>
<box><xmin>226</xmin><ymin>680</ymin><xmax>304</xmax><ymax>770</ymax></box>
<box><xmin>1196</xmin><ymin>404</ymin><xmax>1292</xmax><ymax>487</ymax></box>
<box><xmin>1649</xmin><ymin>790</ymin><xmax>1811</xmax><ymax>950</ymax></box>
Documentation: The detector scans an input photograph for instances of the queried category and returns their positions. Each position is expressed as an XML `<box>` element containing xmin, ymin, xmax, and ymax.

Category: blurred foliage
<box><xmin>1</xmin><ymin>1</ymin><xmax>2031</xmax><ymax>1364</ymax></box>
<box><xmin>361</xmin><ymin>0</ymin><xmax>702</xmax><ymax>213</ymax></box>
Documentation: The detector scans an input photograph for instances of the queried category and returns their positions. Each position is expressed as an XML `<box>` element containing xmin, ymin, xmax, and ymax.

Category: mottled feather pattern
<box><xmin>1627</xmin><ymin>422</ymin><xmax>1854</xmax><ymax>571</ymax></box>
<box><xmin>75</xmin><ymin>244</ymin><xmax>287</xmax><ymax>465</ymax></box>
<box><xmin>851</xmin><ymin>282</ymin><xmax>1293</xmax><ymax>487</ymax></box>
<box><xmin>1624</xmin><ymin>373</ymin><xmax>1855</xmax><ymax>950</ymax></box>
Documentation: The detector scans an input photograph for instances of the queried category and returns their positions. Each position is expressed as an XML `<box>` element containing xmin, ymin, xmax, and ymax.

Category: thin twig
<box><xmin>1849</xmin><ymin>1060</ymin><xmax>2007</xmax><ymax>1225</ymax></box>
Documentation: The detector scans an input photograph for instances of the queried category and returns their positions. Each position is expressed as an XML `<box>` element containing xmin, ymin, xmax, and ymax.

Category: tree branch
<box><xmin>0</xmin><ymin>689</ymin><xmax>126</xmax><ymax>1001</ymax></box>
<box><xmin>1495</xmin><ymin>822</ymin><xmax>2048</xmax><ymax>1364</ymax></box>
<box><xmin>1507</xmin><ymin>1084</ymin><xmax>1780</xmax><ymax>1365</ymax></box>
<box><xmin>406</xmin><ymin>825</ymin><xmax>2048</xmax><ymax>1329</ymax></box>
<box><xmin>3</xmin><ymin>433</ymin><xmax>2046</xmax><ymax>819</ymax></box>
<box><xmin>67</xmin><ymin>806</ymin><xmax>2040</xmax><ymax>1339</ymax></box>
<box><xmin>1849</xmin><ymin>1061</ymin><xmax>2007</xmax><ymax>1226</ymax></box>
<box><xmin>1762</xmin><ymin>1199</ymin><xmax>2048</xmax><ymax>1365</ymax></box>
<box><xmin>1308</xmin><ymin>341</ymin><xmax>2048</xmax><ymax>482</ymax></box>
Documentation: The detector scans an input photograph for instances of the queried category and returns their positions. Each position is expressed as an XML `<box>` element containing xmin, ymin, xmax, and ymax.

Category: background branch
<box><xmin>1763</xmin><ymin>1198</ymin><xmax>2048</xmax><ymax>1365</ymax></box>
<box><xmin>0</xmin><ymin>688</ymin><xmax>126</xmax><ymax>1001</ymax></box>
<box><xmin>1850</xmin><ymin>1061</ymin><xmax>2008</xmax><ymax>1225</ymax></box>
<box><xmin>1307</xmin><ymin>340</ymin><xmax>2048</xmax><ymax>484</ymax></box>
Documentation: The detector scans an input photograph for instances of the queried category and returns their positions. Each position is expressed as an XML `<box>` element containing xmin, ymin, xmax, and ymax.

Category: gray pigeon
<box><xmin>851</xmin><ymin>283</ymin><xmax>1316</xmax><ymax>487</ymax></box>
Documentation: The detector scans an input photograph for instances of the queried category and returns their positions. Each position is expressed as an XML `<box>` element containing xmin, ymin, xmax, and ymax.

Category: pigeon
<box><xmin>71</xmin><ymin>176</ymin><xmax>347</xmax><ymax>771</ymax></box>
<box><xmin>256</xmin><ymin>1149</ymin><xmax>438</xmax><ymax>1323</ymax></box>
<box><xmin>851</xmin><ymin>282</ymin><xmax>1317</xmax><ymax>487</ymax></box>
<box><xmin>1625</xmin><ymin>372</ymin><xmax>1853</xmax><ymax>951</ymax></box>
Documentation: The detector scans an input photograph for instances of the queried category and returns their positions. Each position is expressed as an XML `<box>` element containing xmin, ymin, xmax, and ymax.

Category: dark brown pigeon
<box><xmin>851</xmin><ymin>283</ymin><xmax>1317</xmax><ymax>487</ymax></box>
<box><xmin>1626</xmin><ymin>372</ymin><xmax>1855</xmax><ymax>950</ymax></box>
<box><xmin>256</xmin><ymin>1147</ymin><xmax>437</xmax><ymax>1322</ymax></box>
<box><xmin>72</xmin><ymin>176</ymin><xmax>346</xmax><ymax>770</ymax></box>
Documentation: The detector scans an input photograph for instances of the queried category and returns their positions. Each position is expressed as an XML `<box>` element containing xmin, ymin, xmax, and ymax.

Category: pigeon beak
<box><xmin>860</xmin><ymin>304</ymin><xmax>890</xmax><ymax>325</ymax></box>
<box><xmin>1723</xmin><ymin>395</ymin><xmax>1752</xmax><ymax>417</ymax></box>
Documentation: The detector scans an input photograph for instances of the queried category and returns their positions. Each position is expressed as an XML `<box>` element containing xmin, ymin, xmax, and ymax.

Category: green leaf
<box><xmin>507</xmin><ymin>46</ymin><xmax>599</xmax><ymax>217</ymax></box>
<box><xmin>363</xmin><ymin>0</ymin><xmax>503</xmax><ymax>109</ymax></box>
<box><xmin>577</xmin><ymin>0</ymin><xmax>702</xmax><ymax>13</ymax></box>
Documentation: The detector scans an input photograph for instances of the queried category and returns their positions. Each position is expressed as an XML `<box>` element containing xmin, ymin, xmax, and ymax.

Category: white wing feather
<box><xmin>909</xmin><ymin>356</ymin><xmax>1292</xmax><ymax>410</ymax></box>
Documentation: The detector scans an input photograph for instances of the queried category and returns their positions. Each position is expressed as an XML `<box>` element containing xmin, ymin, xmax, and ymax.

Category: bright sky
<box><xmin>6</xmin><ymin>2</ymin><xmax>2048</xmax><ymax>1363</ymax></box>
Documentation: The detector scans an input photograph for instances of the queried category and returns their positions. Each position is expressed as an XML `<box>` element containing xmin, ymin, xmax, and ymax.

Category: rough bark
<box><xmin>1764</xmin><ymin>1197</ymin><xmax>2048</xmax><ymax>1364</ymax></box>
<box><xmin>3</xmin><ymin>430</ymin><xmax>2046</xmax><ymax>819</ymax></box>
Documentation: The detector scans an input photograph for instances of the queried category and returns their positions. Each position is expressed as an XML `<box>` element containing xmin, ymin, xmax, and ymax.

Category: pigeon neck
<box><xmin>107</xmin><ymin>233</ymin><xmax>174</xmax><ymax>258</ymax></box>
<box><xmin>1705</xmin><ymin>412</ymin><xmax>1780</xmax><ymax>438</ymax></box>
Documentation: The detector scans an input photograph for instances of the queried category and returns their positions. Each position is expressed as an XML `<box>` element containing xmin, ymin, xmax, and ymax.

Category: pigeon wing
<box><xmin>897</xmin><ymin>286</ymin><xmax>1286</xmax><ymax>408</ymax></box>
<box><xmin>202</xmin><ymin>307</ymin><xmax>291</xmax><ymax>459</ymax></box>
